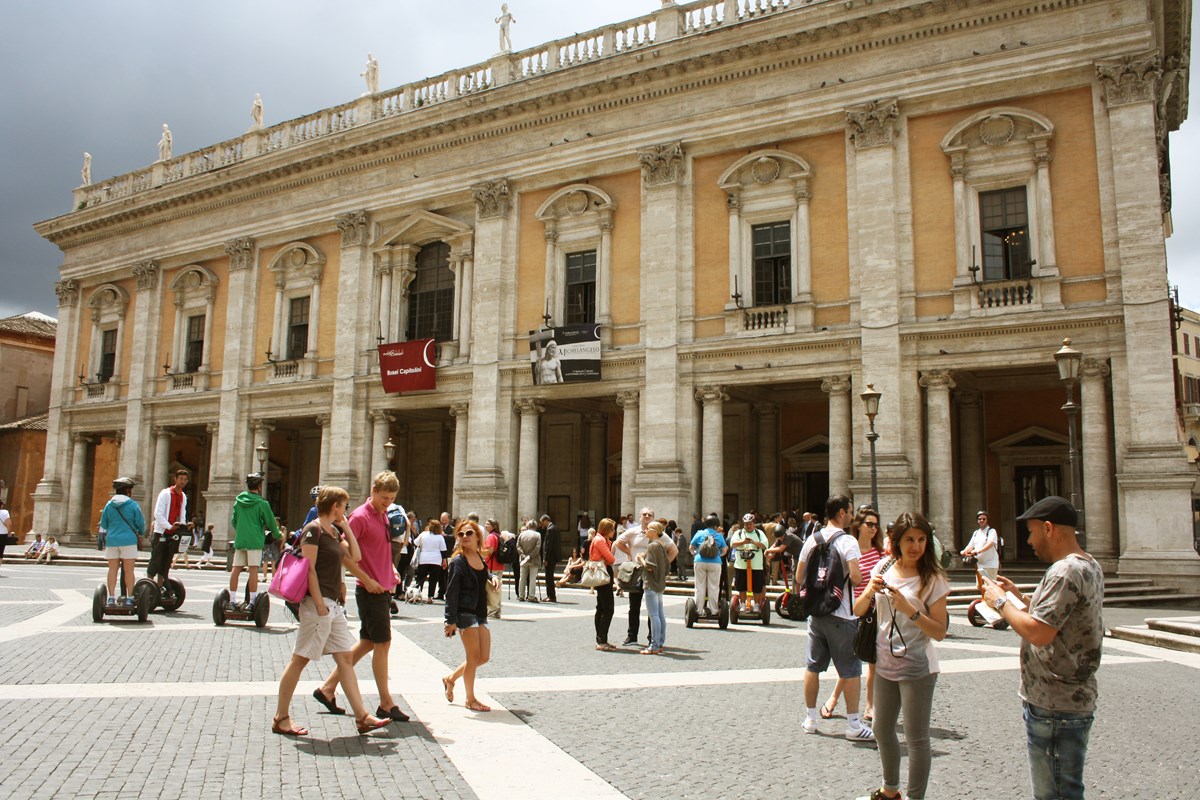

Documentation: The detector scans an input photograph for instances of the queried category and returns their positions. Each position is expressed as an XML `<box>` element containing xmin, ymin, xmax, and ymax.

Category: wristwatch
<box><xmin>992</xmin><ymin>595</ymin><xmax>1007</xmax><ymax>611</ymax></box>
<box><xmin>909</xmin><ymin>609</ymin><xmax>921</xmax><ymax>622</ymax></box>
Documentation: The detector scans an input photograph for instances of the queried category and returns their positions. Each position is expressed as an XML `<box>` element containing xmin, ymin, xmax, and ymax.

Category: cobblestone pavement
<box><xmin>1</xmin><ymin>562</ymin><xmax>1198</xmax><ymax>799</ymax></box>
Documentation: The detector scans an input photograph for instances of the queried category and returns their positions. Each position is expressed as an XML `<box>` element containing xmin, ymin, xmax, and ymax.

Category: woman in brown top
<box><xmin>637</xmin><ymin>521</ymin><xmax>669</xmax><ymax>655</ymax></box>
<box><xmin>272</xmin><ymin>486</ymin><xmax>389</xmax><ymax>736</ymax></box>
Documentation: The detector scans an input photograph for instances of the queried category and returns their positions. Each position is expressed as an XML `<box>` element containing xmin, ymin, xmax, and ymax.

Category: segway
<box><xmin>683</xmin><ymin>590</ymin><xmax>730</xmax><ymax>629</ymax></box>
<box><xmin>91</xmin><ymin>579</ymin><xmax>152</xmax><ymax>623</ymax></box>
<box><xmin>966</xmin><ymin>597</ymin><xmax>1008</xmax><ymax>630</ymax></box>
<box><xmin>730</xmin><ymin>548</ymin><xmax>771</xmax><ymax>625</ymax></box>
<box><xmin>134</xmin><ymin>576</ymin><xmax>187</xmax><ymax>612</ymax></box>
<box><xmin>773</xmin><ymin>557</ymin><xmax>795</xmax><ymax>620</ymax></box>
<box><xmin>213</xmin><ymin>587</ymin><xmax>270</xmax><ymax>628</ymax></box>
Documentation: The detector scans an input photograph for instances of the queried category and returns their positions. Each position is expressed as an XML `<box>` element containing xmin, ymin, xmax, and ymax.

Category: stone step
<box><xmin>1107</xmin><ymin>625</ymin><xmax>1200</xmax><ymax>654</ymax></box>
<box><xmin>1102</xmin><ymin>593</ymin><xmax>1200</xmax><ymax>607</ymax></box>
<box><xmin>1145</xmin><ymin>618</ymin><xmax>1200</xmax><ymax>638</ymax></box>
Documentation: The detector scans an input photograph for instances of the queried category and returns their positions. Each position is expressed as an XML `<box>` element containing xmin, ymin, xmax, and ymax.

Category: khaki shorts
<box><xmin>106</xmin><ymin>544</ymin><xmax>138</xmax><ymax>560</ymax></box>
<box><xmin>293</xmin><ymin>597</ymin><xmax>357</xmax><ymax>662</ymax></box>
<box><xmin>232</xmin><ymin>549</ymin><xmax>262</xmax><ymax>568</ymax></box>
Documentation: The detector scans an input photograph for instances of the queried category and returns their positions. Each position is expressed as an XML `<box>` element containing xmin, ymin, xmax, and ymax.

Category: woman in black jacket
<box><xmin>442</xmin><ymin>520</ymin><xmax>495</xmax><ymax>712</ymax></box>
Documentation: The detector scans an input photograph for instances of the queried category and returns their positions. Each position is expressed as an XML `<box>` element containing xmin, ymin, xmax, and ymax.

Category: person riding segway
<box><xmin>215</xmin><ymin>472</ymin><xmax>280</xmax><ymax>628</ymax></box>
<box><xmin>93</xmin><ymin>477</ymin><xmax>153</xmax><ymax>623</ymax></box>
<box><xmin>143</xmin><ymin>469</ymin><xmax>192</xmax><ymax>613</ymax></box>
<box><xmin>730</xmin><ymin>513</ymin><xmax>771</xmax><ymax>625</ymax></box>
<box><xmin>685</xmin><ymin>513</ymin><xmax>730</xmax><ymax>629</ymax></box>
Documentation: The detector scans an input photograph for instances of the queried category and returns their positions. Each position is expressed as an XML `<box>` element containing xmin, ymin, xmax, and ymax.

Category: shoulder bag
<box><xmin>269</xmin><ymin>545</ymin><xmax>311</xmax><ymax>603</ymax></box>
<box><xmin>853</xmin><ymin>556</ymin><xmax>896</xmax><ymax>663</ymax></box>
<box><xmin>580</xmin><ymin>559</ymin><xmax>611</xmax><ymax>588</ymax></box>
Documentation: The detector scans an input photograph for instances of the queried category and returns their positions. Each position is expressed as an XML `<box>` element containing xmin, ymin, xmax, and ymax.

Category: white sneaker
<box><xmin>802</xmin><ymin>717</ymin><xmax>818</xmax><ymax>734</ymax></box>
<box><xmin>846</xmin><ymin>723</ymin><xmax>875</xmax><ymax>741</ymax></box>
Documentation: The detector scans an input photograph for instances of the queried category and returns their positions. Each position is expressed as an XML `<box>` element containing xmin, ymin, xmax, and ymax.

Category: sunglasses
<box><xmin>862</xmin><ymin>521</ymin><xmax>879</xmax><ymax>528</ymax></box>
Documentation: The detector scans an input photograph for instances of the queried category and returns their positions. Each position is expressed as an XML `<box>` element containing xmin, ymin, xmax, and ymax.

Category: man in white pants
<box><xmin>962</xmin><ymin>510</ymin><xmax>1000</xmax><ymax>596</ymax></box>
<box><xmin>688</xmin><ymin>514</ymin><xmax>728</xmax><ymax>615</ymax></box>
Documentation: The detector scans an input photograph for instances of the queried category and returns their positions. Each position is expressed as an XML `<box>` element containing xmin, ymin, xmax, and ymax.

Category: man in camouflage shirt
<box><xmin>982</xmin><ymin>496</ymin><xmax>1103</xmax><ymax>800</ymax></box>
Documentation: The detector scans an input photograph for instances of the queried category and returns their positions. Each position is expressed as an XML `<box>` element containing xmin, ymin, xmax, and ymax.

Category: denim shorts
<box><xmin>456</xmin><ymin>613</ymin><xmax>488</xmax><ymax>630</ymax></box>
<box><xmin>1023</xmin><ymin>702</ymin><xmax>1093</xmax><ymax>800</ymax></box>
<box><xmin>806</xmin><ymin>614</ymin><xmax>863</xmax><ymax>678</ymax></box>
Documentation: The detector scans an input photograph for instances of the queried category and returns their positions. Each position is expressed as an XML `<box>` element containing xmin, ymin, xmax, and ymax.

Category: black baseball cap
<box><xmin>1016</xmin><ymin>496</ymin><xmax>1077</xmax><ymax>527</ymax></box>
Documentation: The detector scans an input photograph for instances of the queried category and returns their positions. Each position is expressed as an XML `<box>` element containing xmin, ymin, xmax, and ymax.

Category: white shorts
<box><xmin>232</xmin><ymin>549</ymin><xmax>262</xmax><ymax>567</ymax></box>
<box><xmin>106</xmin><ymin>544</ymin><xmax>138</xmax><ymax>560</ymax></box>
<box><xmin>293</xmin><ymin>597</ymin><xmax>357</xmax><ymax>661</ymax></box>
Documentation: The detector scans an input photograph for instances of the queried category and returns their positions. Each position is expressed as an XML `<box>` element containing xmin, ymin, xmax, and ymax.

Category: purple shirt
<box><xmin>348</xmin><ymin>500</ymin><xmax>397</xmax><ymax>592</ymax></box>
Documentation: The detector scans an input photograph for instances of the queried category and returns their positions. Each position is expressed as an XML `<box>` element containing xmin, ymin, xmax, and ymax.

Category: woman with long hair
<box><xmin>637</xmin><ymin>521</ymin><xmax>669</xmax><ymax>655</ymax></box>
<box><xmin>590</xmin><ymin>518</ymin><xmax>617</xmax><ymax>650</ymax></box>
<box><xmin>821</xmin><ymin>507</ymin><xmax>887</xmax><ymax>720</ymax></box>
<box><xmin>414</xmin><ymin>520</ymin><xmax>447</xmax><ymax>603</ymax></box>
<box><xmin>442</xmin><ymin>520</ymin><xmax>495</xmax><ymax>712</ymax></box>
<box><xmin>852</xmin><ymin>511</ymin><xmax>950</xmax><ymax>800</ymax></box>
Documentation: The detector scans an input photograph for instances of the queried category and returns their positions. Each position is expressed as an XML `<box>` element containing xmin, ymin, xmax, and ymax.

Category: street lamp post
<box><xmin>861</xmin><ymin>383</ymin><xmax>882</xmax><ymax>513</ymax></box>
<box><xmin>383</xmin><ymin>437</ymin><xmax>397</xmax><ymax>465</ymax></box>
<box><xmin>255</xmin><ymin>440</ymin><xmax>268</xmax><ymax>476</ymax></box>
<box><xmin>1053</xmin><ymin>338</ymin><xmax>1086</xmax><ymax>546</ymax></box>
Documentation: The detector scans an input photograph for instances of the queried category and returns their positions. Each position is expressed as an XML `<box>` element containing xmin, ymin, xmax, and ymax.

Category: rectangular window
<box><xmin>1194</xmin><ymin>336</ymin><xmax>1199</xmax><ymax>357</ymax></box>
<box><xmin>751</xmin><ymin>222</ymin><xmax>791</xmax><ymax>306</ymax></box>
<box><xmin>1186</xmin><ymin>333</ymin><xmax>1192</xmax><ymax>356</ymax></box>
<box><xmin>98</xmin><ymin>328</ymin><xmax>117</xmax><ymax>383</ymax></box>
<box><xmin>287</xmin><ymin>296</ymin><xmax>310</xmax><ymax>361</ymax></box>
<box><xmin>980</xmin><ymin>187</ymin><xmax>1032</xmax><ymax>281</ymax></box>
<box><xmin>407</xmin><ymin>242</ymin><xmax>455</xmax><ymax>342</ymax></box>
<box><xmin>564</xmin><ymin>250</ymin><xmax>597</xmax><ymax>325</ymax></box>
<box><xmin>185</xmin><ymin>314</ymin><xmax>205</xmax><ymax>373</ymax></box>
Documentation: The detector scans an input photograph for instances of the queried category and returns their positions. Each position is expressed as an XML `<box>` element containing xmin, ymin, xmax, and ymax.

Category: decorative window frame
<box><xmin>940</xmin><ymin>107</ymin><xmax>1062</xmax><ymax>317</ymax></box>
<box><xmin>84</xmin><ymin>283</ymin><xmax>129</xmax><ymax>400</ymax></box>
<box><xmin>718</xmin><ymin>150</ymin><xmax>814</xmax><ymax>335</ymax></box>
<box><xmin>535</xmin><ymin>184</ymin><xmax>615</xmax><ymax>348</ymax></box>
<box><xmin>166</xmin><ymin>265</ymin><xmax>218</xmax><ymax>390</ymax></box>
<box><xmin>266</xmin><ymin>242</ymin><xmax>325</xmax><ymax>380</ymax></box>
<box><xmin>371</xmin><ymin>210</ymin><xmax>474</xmax><ymax>366</ymax></box>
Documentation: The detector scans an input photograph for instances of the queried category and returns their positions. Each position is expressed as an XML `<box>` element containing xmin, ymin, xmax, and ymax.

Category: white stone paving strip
<box><xmin>0</xmin><ymin>590</ymin><xmax>90</xmax><ymax>643</ymax></box>
<box><xmin>386</xmin><ymin>632</ymin><xmax>629</xmax><ymax>800</ymax></box>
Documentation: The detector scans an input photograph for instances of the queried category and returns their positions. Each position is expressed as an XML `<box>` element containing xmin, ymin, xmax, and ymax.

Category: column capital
<box><xmin>725</xmin><ymin>190</ymin><xmax>741</xmax><ymax>212</ymax></box>
<box><xmin>1096</xmin><ymin>54</ymin><xmax>1161</xmax><ymax>107</ymax></box>
<box><xmin>820</xmin><ymin>375</ymin><xmax>852</xmax><ymax>395</ymax></box>
<box><xmin>694</xmin><ymin>385</ymin><xmax>729</xmax><ymax>405</ymax></box>
<box><xmin>450</xmin><ymin>402</ymin><xmax>470</xmax><ymax>418</ymax></box>
<box><xmin>919</xmin><ymin>370</ymin><xmax>956</xmax><ymax>391</ymax></box>
<box><xmin>224</xmin><ymin>237</ymin><xmax>256</xmax><ymax>271</ymax></box>
<box><xmin>586</xmin><ymin>412</ymin><xmax>605</xmax><ymax>425</ymax></box>
<box><xmin>252</xmin><ymin>421</ymin><xmax>276</xmax><ymax>434</ymax></box>
<box><xmin>471</xmin><ymin>178</ymin><xmax>511</xmax><ymax>220</ymax></box>
<box><xmin>370</xmin><ymin>410</ymin><xmax>397</xmax><ymax>424</ymax></box>
<box><xmin>132</xmin><ymin>260</ymin><xmax>159</xmax><ymax>291</ymax></box>
<box><xmin>846</xmin><ymin>98</ymin><xmax>899</xmax><ymax>149</ymax></box>
<box><xmin>1081</xmin><ymin>357</ymin><xmax>1111</xmax><ymax>379</ymax></box>
<box><xmin>315</xmin><ymin>414</ymin><xmax>331</xmax><ymax>428</ymax></box>
<box><xmin>637</xmin><ymin>141</ymin><xmax>684</xmax><ymax>187</ymax></box>
<box><xmin>615</xmin><ymin>390</ymin><xmax>640</xmax><ymax>409</ymax></box>
<box><xmin>955</xmin><ymin>389</ymin><xmax>981</xmax><ymax>408</ymax></box>
<box><xmin>336</xmin><ymin>210</ymin><xmax>371</xmax><ymax>247</ymax></box>
<box><xmin>55</xmin><ymin>279</ymin><xmax>80</xmax><ymax>307</ymax></box>
<box><xmin>153</xmin><ymin>426</ymin><xmax>173</xmax><ymax>438</ymax></box>
<box><xmin>512</xmin><ymin>399</ymin><xmax>544</xmax><ymax>416</ymax></box>
<box><xmin>206</xmin><ymin>421</ymin><xmax>219</xmax><ymax>435</ymax></box>
<box><xmin>752</xmin><ymin>402</ymin><xmax>777</xmax><ymax>417</ymax></box>
<box><xmin>71</xmin><ymin>432</ymin><xmax>94</xmax><ymax>445</ymax></box>
<box><xmin>393</xmin><ymin>423</ymin><xmax>409</xmax><ymax>436</ymax></box>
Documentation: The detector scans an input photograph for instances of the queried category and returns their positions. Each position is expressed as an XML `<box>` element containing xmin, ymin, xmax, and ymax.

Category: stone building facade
<box><xmin>33</xmin><ymin>0</ymin><xmax>1198</xmax><ymax>586</ymax></box>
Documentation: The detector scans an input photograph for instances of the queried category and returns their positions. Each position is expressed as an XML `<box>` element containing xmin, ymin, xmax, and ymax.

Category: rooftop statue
<box><xmin>156</xmin><ymin>124</ymin><xmax>173</xmax><ymax>162</ymax></box>
<box><xmin>81</xmin><ymin>152</ymin><xmax>91</xmax><ymax>187</ymax></box>
<box><xmin>361</xmin><ymin>53</ymin><xmax>379</xmax><ymax>96</ymax></box>
<box><xmin>250</xmin><ymin>93</ymin><xmax>264</xmax><ymax>130</ymax></box>
<box><xmin>496</xmin><ymin>4</ymin><xmax>516</xmax><ymax>54</ymax></box>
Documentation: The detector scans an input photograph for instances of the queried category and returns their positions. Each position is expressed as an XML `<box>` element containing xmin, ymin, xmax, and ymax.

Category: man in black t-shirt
<box><xmin>766</xmin><ymin>523</ymin><xmax>804</xmax><ymax>584</ymax></box>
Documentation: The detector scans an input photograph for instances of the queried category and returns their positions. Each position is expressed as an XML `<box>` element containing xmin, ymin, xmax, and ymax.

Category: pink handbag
<box><xmin>268</xmin><ymin>549</ymin><xmax>310</xmax><ymax>603</ymax></box>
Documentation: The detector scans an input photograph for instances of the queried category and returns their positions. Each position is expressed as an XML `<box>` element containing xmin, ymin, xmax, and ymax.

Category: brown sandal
<box><xmin>465</xmin><ymin>700</ymin><xmax>491</xmax><ymax>712</ymax></box>
<box><xmin>355</xmin><ymin>713</ymin><xmax>391</xmax><ymax>734</ymax></box>
<box><xmin>442</xmin><ymin>676</ymin><xmax>455</xmax><ymax>703</ymax></box>
<box><xmin>271</xmin><ymin>716</ymin><xmax>308</xmax><ymax>737</ymax></box>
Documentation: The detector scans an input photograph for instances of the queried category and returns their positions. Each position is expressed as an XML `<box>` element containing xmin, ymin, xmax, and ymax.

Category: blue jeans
<box><xmin>645</xmin><ymin>589</ymin><xmax>666</xmax><ymax>650</ymax></box>
<box><xmin>1024</xmin><ymin>702</ymin><xmax>1093</xmax><ymax>800</ymax></box>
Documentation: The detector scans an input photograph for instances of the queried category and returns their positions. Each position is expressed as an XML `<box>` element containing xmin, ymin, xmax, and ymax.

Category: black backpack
<box><xmin>795</xmin><ymin>530</ymin><xmax>848</xmax><ymax>620</ymax></box>
<box><xmin>498</xmin><ymin>534</ymin><xmax>518</xmax><ymax>565</ymax></box>
<box><xmin>387</xmin><ymin>506</ymin><xmax>408</xmax><ymax>541</ymax></box>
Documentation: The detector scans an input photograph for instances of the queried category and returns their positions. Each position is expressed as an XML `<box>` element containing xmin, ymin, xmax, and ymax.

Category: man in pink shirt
<box><xmin>315</xmin><ymin>471</ymin><xmax>410</xmax><ymax>723</ymax></box>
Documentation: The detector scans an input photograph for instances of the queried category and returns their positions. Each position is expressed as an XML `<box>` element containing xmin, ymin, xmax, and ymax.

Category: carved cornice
<box><xmin>224</xmin><ymin>237</ymin><xmax>255</xmax><ymax>271</ymax></box>
<box><xmin>820</xmin><ymin>375</ymin><xmax>852</xmax><ymax>395</ymax></box>
<box><xmin>55</xmin><ymin>278</ymin><xmax>80</xmax><ymax>307</ymax></box>
<box><xmin>846</xmin><ymin>99</ymin><xmax>899</xmax><ymax>149</ymax></box>
<box><xmin>132</xmin><ymin>260</ymin><xmax>159</xmax><ymax>291</ymax></box>
<box><xmin>637</xmin><ymin>142</ymin><xmax>684</xmax><ymax>186</ymax></box>
<box><xmin>1096</xmin><ymin>55</ymin><xmax>1161</xmax><ymax>107</ymax></box>
<box><xmin>471</xmin><ymin>179</ymin><xmax>511</xmax><ymax>220</ymax></box>
<box><xmin>336</xmin><ymin>210</ymin><xmax>371</xmax><ymax>247</ymax></box>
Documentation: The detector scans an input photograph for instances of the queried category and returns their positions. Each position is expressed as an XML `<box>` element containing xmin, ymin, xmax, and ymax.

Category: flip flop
<box><xmin>442</xmin><ymin>676</ymin><xmax>455</xmax><ymax>703</ymax></box>
<box><xmin>272</xmin><ymin>716</ymin><xmax>308</xmax><ymax>737</ymax></box>
<box><xmin>465</xmin><ymin>700</ymin><xmax>491</xmax><ymax>712</ymax></box>
<box><xmin>312</xmin><ymin>688</ymin><xmax>346</xmax><ymax>715</ymax></box>
<box><xmin>820</xmin><ymin>700</ymin><xmax>836</xmax><ymax>719</ymax></box>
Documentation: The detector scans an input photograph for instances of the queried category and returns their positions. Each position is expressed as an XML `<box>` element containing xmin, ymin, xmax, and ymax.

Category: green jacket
<box><xmin>230</xmin><ymin>491</ymin><xmax>280</xmax><ymax>550</ymax></box>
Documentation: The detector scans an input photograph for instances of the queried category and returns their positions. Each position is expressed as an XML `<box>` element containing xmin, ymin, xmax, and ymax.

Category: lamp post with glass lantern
<box><xmin>1053</xmin><ymin>338</ymin><xmax>1086</xmax><ymax>545</ymax></box>
<box><xmin>255</xmin><ymin>441</ymin><xmax>268</xmax><ymax>492</ymax></box>
<box><xmin>383</xmin><ymin>437</ymin><xmax>397</xmax><ymax>465</ymax></box>
<box><xmin>861</xmin><ymin>383</ymin><xmax>882</xmax><ymax>513</ymax></box>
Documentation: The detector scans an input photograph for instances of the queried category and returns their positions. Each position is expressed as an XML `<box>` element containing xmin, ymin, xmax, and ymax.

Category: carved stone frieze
<box><xmin>132</xmin><ymin>260</ymin><xmax>159</xmax><ymax>291</ymax></box>
<box><xmin>471</xmin><ymin>179</ymin><xmax>511</xmax><ymax>220</ymax></box>
<box><xmin>1096</xmin><ymin>55</ymin><xmax>1161</xmax><ymax>107</ymax></box>
<box><xmin>336</xmin><ymin>210</ymin><xmax>371</xmax><ymax>247</ymax></box>
<box><xmin>224</xmin><ymin>237</ymin><xmax>256</xmax><ymax>271</ymax></box>
<box><xmin>846</xmin><ymin>99</ymin><xmax>899</xmax><ymax>149</ymax></box>
<box><xmin>55</xmin><ymin>279</ymin><xmax>80</xmax><ymax>307</ymax></box>
<box><xmin>637</xmin><ymin>142</ymin><xmax>684</xmax><ymax>186</ymax></box>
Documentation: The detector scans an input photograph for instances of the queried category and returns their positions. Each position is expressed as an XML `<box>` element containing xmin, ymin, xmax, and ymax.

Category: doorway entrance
<box><xmin>1013</xmin><ymin>465</ymin><xmax>1061</xmax><ymax>560</ymax></box>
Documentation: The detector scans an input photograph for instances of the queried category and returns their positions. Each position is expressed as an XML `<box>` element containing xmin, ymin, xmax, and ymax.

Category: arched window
<box><xmin>406</xmin><ymin>241</ymin><xmax>454</xmax><ymax>342</ymax></box>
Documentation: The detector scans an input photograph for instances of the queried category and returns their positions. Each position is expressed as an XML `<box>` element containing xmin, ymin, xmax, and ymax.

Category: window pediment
<box><xmin>267</xmin><ymin>242</ymin><xmax>325</xmax><ymax>284</ymax></box>
<box><xmin>536</xmin><ymin>184</ymin><xmax>615</xmax><ymax>223</ymax></box>
<box><xmin>717</xmin><ymin>150</ymin><xmax>812</xmax><ymax>195</ymax></box>
<box><xmin>168</xmin><ymin>265</ymin><xmax>219</xmax><ymax>304</ymax></box>
<box><xmin>86</xmin><ymin>284</ymin><xmax>129</xmax><ymax>319</ymax></box>
<box><xmin>372</xmin><ymin>210</ymin><xmax>472</xmax><ymax>252</ymax></box>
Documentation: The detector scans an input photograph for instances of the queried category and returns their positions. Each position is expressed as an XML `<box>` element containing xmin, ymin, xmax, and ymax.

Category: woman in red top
<box><xmin>483</xmin><ymin>519</ymin><xmax>504</xmax><ymax>619</ymax></box>
<box><xmin>590</xmin><ymin>518</ymin><xmax>618</xmax><ymax>650</ymax></box>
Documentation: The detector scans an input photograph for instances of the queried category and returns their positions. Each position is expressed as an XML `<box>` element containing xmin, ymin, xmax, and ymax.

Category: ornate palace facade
<box><xmin>33</xmin><ymin>0</ymin><xmax>1197</xmax><ymax>586</ymax></box>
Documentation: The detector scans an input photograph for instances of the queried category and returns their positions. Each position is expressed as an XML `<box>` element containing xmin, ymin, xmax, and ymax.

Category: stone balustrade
<box><xmin>742</xmin><ymin>303</ymin><xmax>790</xmax><ymax>332</ymax></box>
<box><xmin>71</xmin><ymin>0</ymin><xmax>821</xmax><ymax>210</ymax></box>
<box><xmin>273</xmin><ymin>360</ymin><xmax>299</xmax><ymax>379</ymax></box>
<box><xmin>977</xmin><ymin>278</ymin><xmax>1035</xmax><ymax>310</ymax></box>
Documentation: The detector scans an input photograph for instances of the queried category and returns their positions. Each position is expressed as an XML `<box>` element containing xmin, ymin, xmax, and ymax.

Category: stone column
<box><xmin>616</xmin><ymin>391</ymin><xmax>640</xmax><ymax>516</ymax></box>
<box><xmin>920</xmin><ymin>370</ymin><xmax>956</xmax><ymax>551</ymax></box>
<box><xmin>597</xmin><ymin>213</ymin><xmax>614</xmax><ymax>348</ymax></box>
<box><xmin>956</xmin><ymin>390</ymin><xmax>985</xmax><ymax>546</ymax></box>
<box><xmin>695</xmin><ymin>386</ymin><xmax>728</xmax><ymax>519</ymax></box>
<box><xmin>1080</xmin><ymin>358</ymin><xmax>1114</xmax><ymax>561</ymax></box>
<box><xmin>32</xmin><ymin>279</ymin><xmax>81</xmax><ymax>536</ymax></box>
<box><xmin>393</xmin><ymin>245</ymin><xmax>418</xmax><ymax>342</ymax></box>
<box><xmin>543</xmin><ymin>224</ymin><xmax>559</xmax><ymax>324</ymax></box>
<box><xmin>725</xmin><ymin>191</ymin><xmax>743</xmax><ymax>309</ymax></box>
<box><xmin>587</xmin><ymin>413</ymin><xmax>607</xmax><ymax>518</ymax></box>
<box><xmin>450</xmin><ymin>403</ymin><xmax>470</xmax><ymax>513</ymax></box>
<box><xmin>121</xmin><ymin>262</ymin><xmax>160</xmax><ymax>490</ymax></box>
<box><xmin>253</xmin><ymin>422</ymin><xmax>274</xmax><ymax>497</ymax></box>
<box><xmin>370</xmin><ymin>411</ymin><xmax>395</xmax><ymax>481</ymax></box>
<box><xmin>821</xmin><ymin>375</ymin><xmax>852</xmax><ymax>497</ymax></box>
<box><xmin>456</xmin><ymin>253</ymin><xmax>474</xmax><ymax>360</ymax></box>
<box><xmin>328</xmin><ymin>211</ymin><xmax>371</xmax><ymax>491</ymax></box>
<box><xmin>68</xmin><ymin>434</ymin><xmax>92</xmax><ymax>534</ymax></box>
<box><xmin>754</xmin><ymin>402</ymin><xmax>778</xmax><ymax>512</ymax></box>
<box><xmin>305</xmin><ymin>279</ymin><xmax>321</xmax><ymax>358</ymax></box>
<box><xmin>316</xmin><ymin>415</ymin><xmax>331</xmax><ymax>481</ymax></box>
<box><xmin>153</xmin><ymin>428</ymin><xmax>172</xmax><ymax>496</ymax></box>
<box><xmin>392</xmin><ymin>424</ymin><xmax>409</xmax><ymax>499</ymax></box>
<box><xmin>377</xmin><ymin>260</ymin><xmax>393</xmax><ymax>345</ymax></box>
<box><xmin>514</xmin><ymin>399</ymin><xmax>544</xmax><ymax>522</ymax></box>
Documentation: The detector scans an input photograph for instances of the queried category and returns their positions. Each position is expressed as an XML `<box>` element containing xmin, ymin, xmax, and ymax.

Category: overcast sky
<box><xmin>2</xmin><ymin>0</ymin><xmax>1197</xmax><ymax>320</ymax></box>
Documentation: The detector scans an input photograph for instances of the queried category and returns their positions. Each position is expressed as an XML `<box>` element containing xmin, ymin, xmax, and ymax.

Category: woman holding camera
<box><xmin>852</xmin><ymin>512</ymin><xmax>949</xmax><ymax>800</ymax></box>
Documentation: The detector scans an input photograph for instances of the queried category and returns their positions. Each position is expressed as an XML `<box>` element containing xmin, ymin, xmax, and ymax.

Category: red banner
<box><xmin>378</xmin><ymin>339</ymin><xmax>437</xmax><ymax>393</ymax></box>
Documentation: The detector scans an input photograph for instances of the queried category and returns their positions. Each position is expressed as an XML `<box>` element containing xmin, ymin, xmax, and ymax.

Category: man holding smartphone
<box><xmin>981</xmin><ymin>496</ymin><xmax>1103</xmax><ymax>800</ymax></box>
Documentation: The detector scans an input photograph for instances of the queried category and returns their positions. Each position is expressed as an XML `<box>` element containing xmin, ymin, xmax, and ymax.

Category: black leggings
<box><xmin>416</xmin><ymin>564</ymin><xmax>442</xmax><ymax>599</ymax></box>
<box><xmin>594</xmin><ymin>578</ymin><xmax>615</xmax><ymax>645</ymax></box>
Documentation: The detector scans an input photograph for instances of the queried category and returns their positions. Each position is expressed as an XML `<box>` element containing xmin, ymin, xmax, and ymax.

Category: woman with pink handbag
<box><xmin>271</xmin><ymin>486</ymin><xmax>390</xmax><ymax>737</ymax></box>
